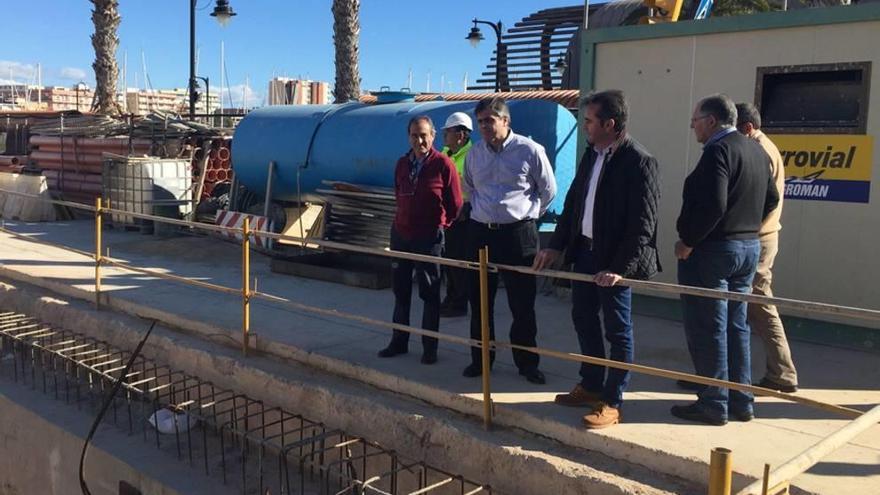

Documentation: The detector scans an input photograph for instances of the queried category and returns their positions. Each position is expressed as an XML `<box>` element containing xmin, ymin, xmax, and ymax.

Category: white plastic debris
<box><xmin>148</xmin><ymin>408</ymin><xmax>197</xmax><ymax>434</ymax></box>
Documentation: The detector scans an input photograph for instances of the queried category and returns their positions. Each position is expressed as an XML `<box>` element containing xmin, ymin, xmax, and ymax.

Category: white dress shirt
<box><xmin>463</xmin><ymin>131</ymin><xmax>557</xmax><ymax>224</ymax></box>
<box><xmin>581</xmin><ymin>147</ymin><xmax>609</xmax><ymax>238</ymax></box>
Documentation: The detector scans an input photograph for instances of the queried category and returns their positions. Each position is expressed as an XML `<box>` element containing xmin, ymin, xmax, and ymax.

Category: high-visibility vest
<box><xmin>441</xmin><ymin>140</ymin><xmax>473</xmax><ymax>199</ymax></box>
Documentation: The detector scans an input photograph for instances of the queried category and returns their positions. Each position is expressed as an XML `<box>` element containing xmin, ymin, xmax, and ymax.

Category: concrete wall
<box><xmin>0</xmin><ymin>388</ymin><xmax>199</xmax><ymax>495</ymax></box>
<box><xmin>590</xmin><ymin>17</ymin><xmax>880</xmax><ymax>320</ymax></box>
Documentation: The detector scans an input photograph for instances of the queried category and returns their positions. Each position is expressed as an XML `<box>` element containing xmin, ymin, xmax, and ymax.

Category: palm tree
<box><xmin>90</xmin><ymin>0</ymin><xmax>122</xmax><ymax>115</ymax></box>
<box><xmin>332</xmin><ymin>0</ymin><xmax>361</xmax><ymax>103</ymax></box>
<box><xmin>711</xmin><ymin>0</ymin><xmax>772</xmax><ymax>16</ymax></box>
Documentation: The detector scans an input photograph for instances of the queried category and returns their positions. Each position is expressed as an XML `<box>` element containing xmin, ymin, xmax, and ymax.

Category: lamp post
<box><xmin>466</xmin><ymin>18</ymin><xmax>505</xmax><ymax>93</ymax></box>
<box><xmin>75</xmin><ymin>81</ymin><xmax>87</xmax><ymax>112</ymax></box>
<box><xmin>189</xmin><ymin>0</ymin><xmax>236</xmax><ymax>120</ymax></box>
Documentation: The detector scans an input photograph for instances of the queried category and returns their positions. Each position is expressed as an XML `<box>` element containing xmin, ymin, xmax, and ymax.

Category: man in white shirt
<box><xmin>462</xmin><ymin>97</ymin><xmax>557</xmax><ymax>385</ymax></box>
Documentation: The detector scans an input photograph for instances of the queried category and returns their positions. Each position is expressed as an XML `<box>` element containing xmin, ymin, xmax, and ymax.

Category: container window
<box><xmin>755</xmin><ymin>62</ymin><xmax>871</xmax><ymax>134</ymax></box>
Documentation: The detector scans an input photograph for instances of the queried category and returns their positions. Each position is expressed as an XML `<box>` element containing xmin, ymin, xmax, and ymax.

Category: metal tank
<box><xmin>232</xmin><ymin>99</ymin><xmax>577</xmax><ymax>221</ymax></box>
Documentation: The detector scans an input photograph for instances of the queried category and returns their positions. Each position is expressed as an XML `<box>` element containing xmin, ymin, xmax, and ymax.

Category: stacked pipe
<box><xmin>194</xmin><ymin>138</ymin><xmax>233</xmax><ymax>198</ymax></box>
<box><xmin>0</xmin><ymin>155</ymin><xmax>27</xmax><ymax>173</ymax></box>
<box><xmin>29</xmin><ymin>136</ymin><xmax>152</xmax><ymax>204</ymax></box>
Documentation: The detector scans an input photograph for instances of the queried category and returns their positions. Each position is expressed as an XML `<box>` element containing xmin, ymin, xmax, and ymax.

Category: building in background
<box><xmin>0</xmin><ymin>83</ymin><xmax>219</xmax><ymax>115</ymax></box>
<box><xmin>124</xmin><ymin>88</ymin><xmax>219</xmax><ymax>115</ymax></box>
<box><xmin>267</xmin><ymin>77</ymin><xmax>331</xmax><ymax>105</ymax></box>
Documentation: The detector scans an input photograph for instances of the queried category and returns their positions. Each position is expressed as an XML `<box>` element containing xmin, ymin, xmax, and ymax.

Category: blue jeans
<box><xmin>678</xmin><ymin>239</ymin><xmax>760</xmax><ymax>419</ymax></box>
<box><xmin>571</xmin><ymin>249</ymin><xmax>633</xmax><ymax>407</ymax></box>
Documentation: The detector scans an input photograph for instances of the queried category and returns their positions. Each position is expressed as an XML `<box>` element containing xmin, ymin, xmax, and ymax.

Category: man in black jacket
<box><xmin>672</xmin><ymin>94</ymin><xmax>779</xmax><ymax>426</ymax></box>
<box><xmin>534</xmin><ymin>90</ymin><xmax>660</xmax><ymax>429</ymax></box>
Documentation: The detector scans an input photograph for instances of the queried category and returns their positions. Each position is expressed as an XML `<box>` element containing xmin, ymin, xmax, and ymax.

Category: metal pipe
<box><xmin>709</xmin><ymin>447</ymin><xmax>733</xmax><ymax>495</ymax></box>
<box><xmin>189</xmin><ymin>0</ymin><xmax>197</xmax><ymax>119</ymax></box>
<box><xmin>242</xmin><ymin>216</ymin><xmax>251</xmax><ymax>356</ymax></box>
<box><xmin>94</xmin><ymin>197</ymin><xmax>102</xmax><ymax>310</ymax></box>
<box><xmin>736</xmin><ymin>403</ymin><xmax>880</xmax><ymax>495</ymax></box>
<box><xmin>479</xmin><ymin>246</ymin><xmax>492</xmax><ymax>430</ymax></box>
<box><xmin>263</xmin><ymin>161</ymin><xmax>275</xmax><ymax>219</ymax></box>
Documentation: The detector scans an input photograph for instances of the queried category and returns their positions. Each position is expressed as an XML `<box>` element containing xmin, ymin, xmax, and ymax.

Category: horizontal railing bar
<box><xmin>736</xmin><ymin>403</ymin><xmax>880</xmax><ymax>495</ymax></box>
<box><xmin>2</xmin><ymin>191</ymin><xmax>879</xmax><ymax>324</ymax></box>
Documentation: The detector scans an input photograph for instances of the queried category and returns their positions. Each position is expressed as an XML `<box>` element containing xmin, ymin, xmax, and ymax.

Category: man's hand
<box><xmin>595</xmin><ymin>270</ymin><xmax>623</xmax><ymax>287</ymax></box>
<box><xmin>675</xmin><ymin>240</ymin><xmax>693</xmax><ymax>260</ymax></box>
<box><xmin>532</xmin><ymin>248</ymin><xmax>561</xmax><ymax>271</ymax></box>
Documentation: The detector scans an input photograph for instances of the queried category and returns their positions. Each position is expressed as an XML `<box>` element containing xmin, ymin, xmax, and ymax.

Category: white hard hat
<box><xmin>443</xmin><ymin>112</ymin><xmax>473</xmax><ymax>131</ymax></box>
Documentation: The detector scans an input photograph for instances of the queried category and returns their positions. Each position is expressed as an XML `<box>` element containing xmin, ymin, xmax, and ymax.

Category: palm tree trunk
<box><xmin>90</xmin><ymin>0</ymin><xmax>122</xmax><ymax>115</ymax></box>
<box><xmin>332</xmin><ymin>0</ymin><xmax>361</xmax><ymax>103</ymax></box>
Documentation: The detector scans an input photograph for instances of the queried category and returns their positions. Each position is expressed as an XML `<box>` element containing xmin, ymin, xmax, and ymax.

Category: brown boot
<box><xmin>554</xmin><ymin>384</ymin><xmax>602</xmax><ymax>408</ymax></box>
<box><xmin>582</xmin><ymin>403</ymin><xmax>620</xmax><ymax>429</ymax></box>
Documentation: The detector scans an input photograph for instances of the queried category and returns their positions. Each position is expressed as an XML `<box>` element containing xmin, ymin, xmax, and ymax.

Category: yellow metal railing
<box><xmin>0</xmin><ymin>187</ymin><xmax>877</xmax><ymax>494</ymax></box>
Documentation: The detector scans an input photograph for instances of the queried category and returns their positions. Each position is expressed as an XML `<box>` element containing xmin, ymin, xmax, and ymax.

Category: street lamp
<box><xmin>554</xmin><ymin>56</ymin><xmax>568</xmax><ymax>76</ymax></box>
<box><xmin>75</xmin><ymin>81</ymin><xmax>87</xmax><ymax>112</ymax></box>
<box><xmin>190</xmin><ymin>0</ymin><xmax>236</xmax><ymax>120</ymax></box>
<box><xmin>466</xmin><ymin>18</ymin><xmax>504</xmax><ymax>93</ymax></box>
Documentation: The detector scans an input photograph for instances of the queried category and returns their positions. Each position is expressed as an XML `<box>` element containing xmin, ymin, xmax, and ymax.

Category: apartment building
<box><xmin>267</xmin><ymin>78</ymin><xmax>331</xmax><ymax>105</ymax></box>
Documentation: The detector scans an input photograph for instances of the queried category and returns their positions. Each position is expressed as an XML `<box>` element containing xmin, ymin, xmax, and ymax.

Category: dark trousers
<box><xmin>442</xmin><ymin>213</ymin><xmax>470</xmax><ymax>309</ymax></box>
<box><xmin>571</xmin><ymin>248</ymin><xmax>633</xmax><ymax>408</ymax></box>
<box><xmin>466</xmin><ymin>219</ymin><xmax>540</xmax><ymax>372</ymax></box>
<box><xmin>678</xmin><ymin>239</ymin><xmax>760</xmax><ymax>418</ymax></box>
<box><xmin>388</xmin><ymin>228</ymin><xmax>444</xmax><ymax>352</ymax></box>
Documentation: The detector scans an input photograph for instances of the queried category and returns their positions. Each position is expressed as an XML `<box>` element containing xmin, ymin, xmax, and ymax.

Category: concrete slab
<box><xmin>0</xmin><ymin>220</ymin><xmax>878</xmax><ymax>494</ymax></box>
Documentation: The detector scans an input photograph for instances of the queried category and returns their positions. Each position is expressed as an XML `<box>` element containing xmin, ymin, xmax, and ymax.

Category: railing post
<box><xmin>242</xmin><ymin>216</ymin><xmax>251</xmax><ymax>356</ymax></box>
<box><xmin>709</xmin><ymin>447</ymin><xmax>733</xmax><ymax>495</ymax></box>
<box><xmin>479</xmin><ymin>246</ymin><xmax>492</xmax><ymax>430</ymax></box>
<box><xmin>95</xmin><ymin>197</ymin><xmax>102</xmax><ymax>310</ymax></box>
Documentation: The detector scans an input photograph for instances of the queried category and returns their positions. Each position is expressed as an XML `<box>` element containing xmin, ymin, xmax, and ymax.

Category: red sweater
<box><xmin>393</xmin><ymin>148</ymin><xmax>463</xmax><ymax>241</ymax></box>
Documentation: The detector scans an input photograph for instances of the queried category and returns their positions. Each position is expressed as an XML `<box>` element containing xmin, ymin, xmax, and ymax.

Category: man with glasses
<box><xmin>379</xmin><ymin>115</ymin><xmax>463</xmax><ymax>365</ymax></box>
<box><xmin>672</xmin><ymin>94</ymin><xmax>779</xmax><ymax>425</ymax></box>
<box><xmin>462</xmin><ymin>97</ymin><xmax>557</xmax><ymax>385</ymax></box>
<box><xmin>439</xmin><ymin>112</ymin><xmax>474</xmax><ymax>318</ymax></box>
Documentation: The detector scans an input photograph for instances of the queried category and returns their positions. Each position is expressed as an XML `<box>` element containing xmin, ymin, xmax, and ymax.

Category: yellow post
<box><xmin>242</xmin><ymin>216</ymin><xmax>251</xmax><ymax>356</ymax></box>
<box><xmin>709</xmin><ymin>447</ymin><xmax>733</xmax><ymax>495</ymax></box>
<box><xmin>478</xmin><ymin>246</ymin><xmax>492</xmax><ymax>430</ymax></box>
<box><xmin>94</xmin><ymin>197</ymin><xmax>103</xmax><ymax>310</ymax></box>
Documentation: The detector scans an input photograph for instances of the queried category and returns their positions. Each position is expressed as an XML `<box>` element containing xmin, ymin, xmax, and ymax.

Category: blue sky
<box><xmin>2</xmin><ymin>0</ymin><xmax>584</xmax><ymax>107</ymax></box>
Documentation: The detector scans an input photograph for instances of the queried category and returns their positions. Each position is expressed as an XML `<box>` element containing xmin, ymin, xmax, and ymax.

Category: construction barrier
<box><xmin>0</xmin><ymin>187</ymin><xmax>877</xmax><ymax>494</ymax></box>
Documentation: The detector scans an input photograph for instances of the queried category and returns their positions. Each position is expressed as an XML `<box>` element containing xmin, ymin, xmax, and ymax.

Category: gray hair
<box><xmin>407</xmin><ymin>115</ymin><xmax>435</xmax><ymax>133</ymax></box>
<box><xmin>698</xmin><ymin>94</ymin><xmax>737</xmax><ymax>127</ymax></box>
<box><xmin>735</xmin><ymin>102</ymin><xmax>762</xmax><ymax>129</ymax></box>
<box><xmin>474</xmin><ymin>97</ymin><xmax>511</xmax><ymax>121</ymax></box>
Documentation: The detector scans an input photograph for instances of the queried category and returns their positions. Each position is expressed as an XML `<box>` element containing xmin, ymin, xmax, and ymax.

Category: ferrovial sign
<box><xmin>769</xmin><ymin>134</ymin><xmax>874</xmax><ymax>203</ymax></box>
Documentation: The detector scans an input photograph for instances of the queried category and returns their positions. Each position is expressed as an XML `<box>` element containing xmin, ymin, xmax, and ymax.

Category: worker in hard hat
<box><xmin>379</xmin><ymin>115</ymin><xmax>463</xmax><ymax>365</ymax></box>
<box><xmin>439</xmin><ymin>112</ymin><xmax>474</xmax><ymax>318</ymax></box>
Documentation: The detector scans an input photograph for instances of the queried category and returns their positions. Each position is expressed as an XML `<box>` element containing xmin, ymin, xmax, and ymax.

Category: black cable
<box><xmin>79</xmin><ymin>320</ymin><xmax>158</xmax><ymax>495</ymax></box>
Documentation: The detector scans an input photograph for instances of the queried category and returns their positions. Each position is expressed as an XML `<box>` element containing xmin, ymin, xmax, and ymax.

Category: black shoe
<box><xmin>757</xmin><ymin>377</ymin><xmax>798</xmax><ymax>393</ymax></box>
<box><xmin>421</xmin><ymin>351</ymin><xmax>437</xmax><ymax>365</ymax></box>
<box><xmin>519</xmin><ymin>368</ymin><xmax>546</xmax><ymax>385</ymax></box>
<box><xmin>676</xmin><ymin>379</ymin><xmax>705</xmax><ymax>391</ymax></box>
<box><xmin>377</xmin><ymin>346</ymin><xmax>407</xmax><ymax>358</ymax></box>
<box><xmin>462</xmin><ymin>363</ymin><xmax>483</xmax><ymax>378</ymax></box>
<box><xmin>670</xmin><ymin>403</ymin><xmax>727</xmax><ymax>426</ymax></box>
<box><xmin>439</xmin><ymin>305</ymin><xmax>467</xmax><ymax>318</ymax></box>
<box><xmin>731</xmin><ymin>410</ymin><xmax>755</xmax><ymax>422</ymax></box>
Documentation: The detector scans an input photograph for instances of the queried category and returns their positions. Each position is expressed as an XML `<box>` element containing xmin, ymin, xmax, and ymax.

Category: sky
<box><xmin>1</xmin><ymin>0</ymin><xmax>585</xmax><ymax>108</ymax></box>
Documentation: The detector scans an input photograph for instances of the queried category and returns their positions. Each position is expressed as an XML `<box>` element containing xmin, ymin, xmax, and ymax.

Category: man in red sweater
<box><xmin>378</xmin><ymin>115</ymin><xmax>463</xmax><ymax>364</ymax></box>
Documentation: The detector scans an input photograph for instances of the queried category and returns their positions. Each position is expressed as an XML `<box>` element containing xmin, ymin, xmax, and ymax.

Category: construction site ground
<box><xmin>0</xmin><ymin>219</ymin><xmax>878</xmax><ymax>494</ymax></box>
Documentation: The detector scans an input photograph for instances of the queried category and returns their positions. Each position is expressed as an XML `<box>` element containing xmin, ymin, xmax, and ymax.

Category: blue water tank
<box><xmin>232</xmin><ymin>100</ymin><xmax>577</xmax><ymax>221</ymax></box>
